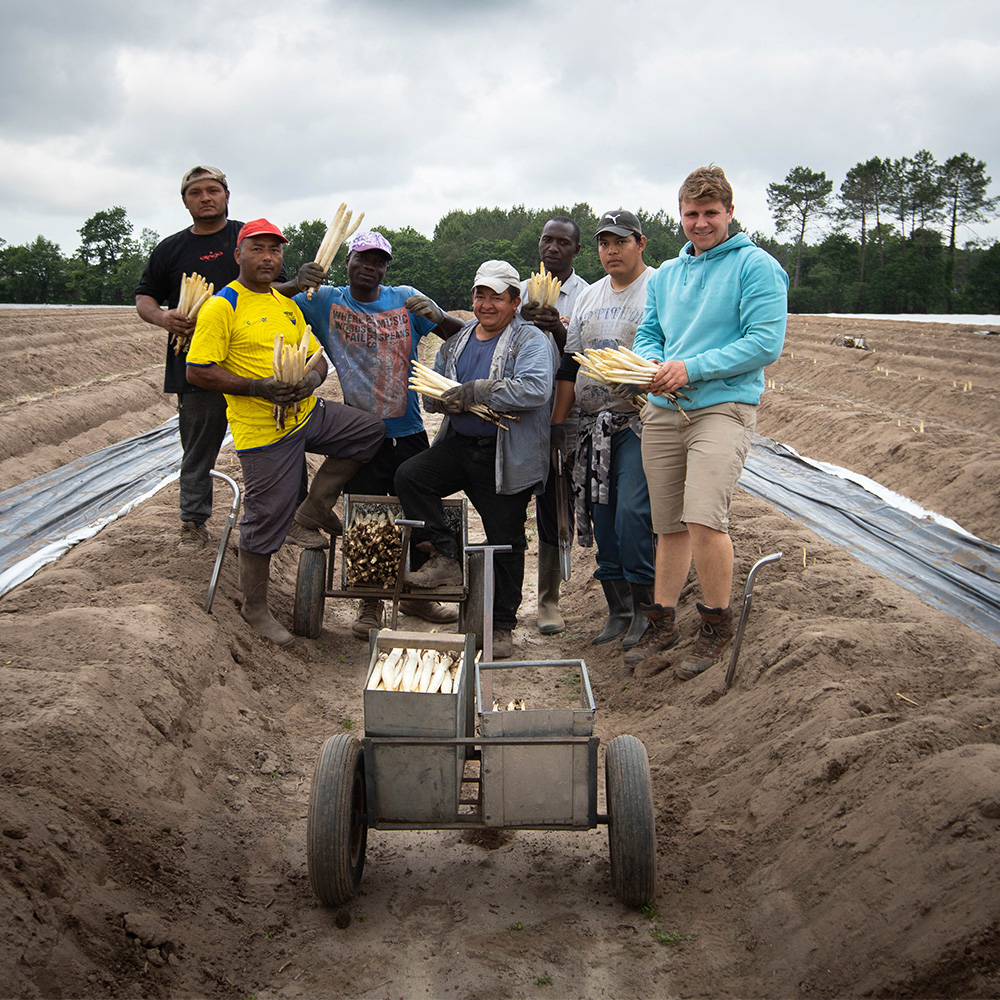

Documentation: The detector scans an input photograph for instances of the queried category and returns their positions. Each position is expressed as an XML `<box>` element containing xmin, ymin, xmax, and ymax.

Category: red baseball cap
<box><xmin>237</xmin><ymin>219</ymin><xmax>288</xmax><ymax>246</ymax></box>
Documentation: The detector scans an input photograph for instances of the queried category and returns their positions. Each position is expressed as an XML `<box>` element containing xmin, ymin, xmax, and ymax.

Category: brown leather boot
<box><xmin>675</xmin><ymin>603</ymin><xmax>734</xmax><ymax>681</ymax></box>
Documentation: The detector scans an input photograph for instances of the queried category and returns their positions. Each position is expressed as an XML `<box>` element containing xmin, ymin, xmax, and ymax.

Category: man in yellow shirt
<box><xmin>187</xmin><ymin>219</ymin><xmax>384</xmax><ymax>645</ymax></box>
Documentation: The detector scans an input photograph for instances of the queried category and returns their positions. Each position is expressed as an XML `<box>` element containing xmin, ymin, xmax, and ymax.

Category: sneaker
<box><xmin>178</xmin><ymin>521</ymin><xmax>210</xmax><ymax>552</ymax></box>
<box><xmin>675</xmin><ymin>603</ymin><xmax>734</xmax><ymax>681</ymax></box>
<box><xmin>623</xmin><ymin>603</ymin><xmax>680</xmax><ymax>669</ymax></box>
<box><xmin>399</xmin><ymin>599</ymin><xmax>458</xmax><ymax>624</ymax></box>
<box><xmin>403</xmin><ymin>552</ymin><xmax>463</xmax><ymax>589</ymax></box>
<box><xmin>490</xmin><ymin>628</ymin><xmax>513</xmax><ymax>660</ymax></box>
<box><xmin>351</xmin><ymin>599</ymin><xmax>384</xmax><ymax>639</ymax></box>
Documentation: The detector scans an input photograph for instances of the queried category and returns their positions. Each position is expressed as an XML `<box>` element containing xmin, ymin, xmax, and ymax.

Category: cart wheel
<box><xmin>293</xmin><ymin>548</ymin><xmax>326</xmax><ymax>638</ymax></box>
<box><xmin>605</xmin><ymin>734</ymin><xmax>656</xmax><ymax>907</ymax></box>
<box><xmin>307</xmin><ymin>734</ymin><xmax>368</xmax><ymax>906</ymax></box>
<box><xmin>459</xmin><ymin>550</ymin><xmax>485</xmax><ymax>646</ymax></box>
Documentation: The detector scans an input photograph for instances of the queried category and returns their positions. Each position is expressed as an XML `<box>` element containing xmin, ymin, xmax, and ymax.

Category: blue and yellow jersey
<box><xmin>188</xmin><ymin>281</ymin><xmax>322</xmax><ymax>451</ymax></box>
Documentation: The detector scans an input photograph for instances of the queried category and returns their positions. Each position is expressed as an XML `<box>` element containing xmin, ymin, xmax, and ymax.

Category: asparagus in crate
<box><xmin>304</xmin><ymin>203</ymin><xmax>366</xmax><ymax>299</ymax></box>
<box><xmin>368</xmin><ymin>647</ymin><xmax>465</xmax><ymax>694</ymax></box>
<box><xmin>171</xmin><ymin>272</ymin><xmax>214</xmax><ymax>354</ymax></box>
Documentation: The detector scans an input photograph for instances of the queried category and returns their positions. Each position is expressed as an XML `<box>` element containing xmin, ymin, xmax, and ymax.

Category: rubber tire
<box><xmin>293</xmin><ymin>547</ymin><xmax>326</xmax><ymax>638</ymax></box>
<box><xmin>605</xmin><ymin>734</ymin><xmax>656</xmax><ymax>907</ymax></box>
<box><xmin>307</xmin><ymin>735</ymin><xmax>367</xmax><ymax>906</ymax></box>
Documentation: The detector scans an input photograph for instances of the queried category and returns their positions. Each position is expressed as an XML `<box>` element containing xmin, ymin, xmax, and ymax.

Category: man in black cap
<box><xmin>135</xmin><ymin>167</ymin><xmax>246</xmax><ymax>551</ymax></box>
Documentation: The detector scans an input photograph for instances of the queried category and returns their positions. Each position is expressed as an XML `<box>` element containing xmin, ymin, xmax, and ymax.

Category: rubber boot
<box><xmin>591</xmin><ymin>578</ymin><xmax>632</xmax><ymax>645</ymax></box>
<box><xmin>288</xmin><ymin>456</ymin><xmax>360</xmax><ymax>545</ymax></box>
<box><xmin>621</xmin><ymin>583</ymin><xmax>653</xmax><ymax>650</ymax></box>
<box><xmin>537</xmin><ymin>541</ymin><xmax>565</xmax><ymax>635</ymax></box>
<box><xmin>239</xmin><ymin>549</ymin><xmax>293</xmax><ymax>646</ymax></box>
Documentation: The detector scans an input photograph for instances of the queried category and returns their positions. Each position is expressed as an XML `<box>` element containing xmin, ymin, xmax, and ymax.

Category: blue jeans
<box><xmin>588</xmin><ymin>427</ymin><xmax>655</xmax><ymax>585</ymax></box>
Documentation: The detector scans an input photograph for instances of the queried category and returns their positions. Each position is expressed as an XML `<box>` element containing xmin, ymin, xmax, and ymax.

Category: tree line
<box><xmin>1</xmin><ymin>149</ymin><xmax>997</xmax><ymax>314</ymax></box>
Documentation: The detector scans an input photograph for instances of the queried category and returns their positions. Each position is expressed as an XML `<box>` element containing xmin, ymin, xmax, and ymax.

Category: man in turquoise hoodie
<box><xmin>629</xmin><ymin>165</ymin><xmax>788</xmax><ymax>680</ymax></box>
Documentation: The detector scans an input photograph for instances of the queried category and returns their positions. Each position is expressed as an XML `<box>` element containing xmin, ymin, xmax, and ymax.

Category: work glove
<box><xmin>289</xmin><ymin>368</ymin><xmax>323</xmax><ymax>403</ymax></box>
<box><xmin>296</xmin><ymin>261</ymin><xmax>327</xmax><ymax>292</ymax></box>
<box><xmin>520</xmin><ymin>302</ymin><xmax>560</xmax><ymax>330</ymax></box>
<box><xmin>549</xmin><ymin>423</ymin><xmax>568</xmax><ymax>471</ymax></box>
<box><xmin>440</xmin><ymin>379</ymin><xmax>499</xmax><ymax>414</ymax></box>
<box><xmin>247</xmin><ymin>377</ymin><xmax>297</xmax><ymax>405</ymax></box>
<box><xmin>405</xmin><ymin>294</ymin><xmax>447</xmax><ymax>326</ymax></box>
<box><xmin>611</xmin><ymin>382</ymin><xmax>644</xmax><ymax>400</ymax></box>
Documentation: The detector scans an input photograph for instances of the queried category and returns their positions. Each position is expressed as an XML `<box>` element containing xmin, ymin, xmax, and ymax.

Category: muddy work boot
<box><xmin>620</xmin><ymin>583</ymin><xmax>654</xmax><ymax>651</ymax></box>
<box><xmin>351</xmin><ymin>598</ymin><xmax>384</xmax><ymax>639</ymax></box>
<box><xmin>289</xmin><ymin>456</ymin><xmax>357</xmax><ymax>545</ymax></box>
<box><xmin>178</xmin><ymin>521</ymin><xmax>210</xmax><ymax>552</ymax></box>
<box><xmin>239</xmin><ymin>549</ymin><xmax>294</xmax><ymax>646</ymax></box>
<box><xmin>490</xmin><ymin>628</ymin><xmax>513</xmax><ymax>660</ymax></box>
<box><xmin>403</xmin><ymin>545</ymin><xmax>463</xmax><ymax>589</ymax></box>
<box><xmin>399</xmin><ymin>599</ymin><xmax>458</xmax><ymax>624</ymax></box>
<box><xmin>591</xmin><ymin>579</ymin><xmax>632</xmax><ymax>645</ymax></box>
<box><xmin>623</xmin><ymin>603</ymin><xmax>681</xmax><ymax>670</ymax></box>
<box><xmin>536</xmin><ymin>541</ymin><xmax>565</xmax><ymax>635</ymax></box>
<box><xmin>675</xmin><ymin>603</ymin><xmax>734</xmax><ymax>681</ymax></box>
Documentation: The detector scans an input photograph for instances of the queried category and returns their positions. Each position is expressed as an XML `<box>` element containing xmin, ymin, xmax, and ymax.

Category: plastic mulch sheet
<box><xmin>740</xmin><ymin>438</ymin><xmax>1000</xmax><ymax>645</ymax></box>
<box><xmin>0</xmin><ymin>417</ymin><xmax>186</xmax><ymax>597</ymax></box>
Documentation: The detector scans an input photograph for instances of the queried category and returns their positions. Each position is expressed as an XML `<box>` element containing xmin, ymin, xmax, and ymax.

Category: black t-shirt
<box><xmin>136</xmin><ymin>220</ymin><xmax>266</xmax><ymax>393</ymax></box>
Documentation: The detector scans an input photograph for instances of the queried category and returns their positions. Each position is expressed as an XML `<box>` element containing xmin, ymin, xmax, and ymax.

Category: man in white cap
<box><xmin>392</xmin><ymin>261</ymin><xmax>554</xmax><ymax>659</ymax></box>
<box><xmin>293</xmin><ymin>231</ymin><xmax>463</xmax><ymax>636</ymax></box>
<box><xmin>186</xmin><ymin>220</ymin><xmax>384</xmax><ymax>646</ymax></box>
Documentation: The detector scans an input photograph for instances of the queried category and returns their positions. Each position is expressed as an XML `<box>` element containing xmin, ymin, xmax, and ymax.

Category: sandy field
<box><xmin>2</xmin><ymin>308</ymin><xmax>1000</xmax><ymax>1000</ymax></box>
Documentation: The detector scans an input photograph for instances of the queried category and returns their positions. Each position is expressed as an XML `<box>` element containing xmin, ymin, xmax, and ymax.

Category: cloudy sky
<box><xmin>2</xmin><ymin>0</ymin><xmax>998</xmax><ymax>257</ymax></box>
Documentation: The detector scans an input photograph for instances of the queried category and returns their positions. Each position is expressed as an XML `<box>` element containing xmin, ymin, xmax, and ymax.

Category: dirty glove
<box><xmin>247</xmin><ymin>376</ymin><xmax>296</xmax><ymax>405</ymax></box>
<box><xmin>521</xmin><ymin>301</ymin><xmax>560</xmax><ymax>330</ymax></box>
<box><xmin>289</xmin><ymin>368</ymin><xmax>323</xmax><ymax>403</ymax></box>
<box><xmin>405</xmin><ymin>294</ymin><xmax>447</xmax><ymax>326</ymax></box>
<box><xmin>611</xmin><ymin>382</ymin><xmax>643</xmax><ymax>401</ymax></box>
<box><xmin>549</xmin><ymin>423</ymin><xmax>568</xmax><ymax>471</ymax></box>
<box><xmin>296</xmin><ymin>261</ymin><xmax>327</xmax><ymax>292</ymax></box>
<box><xmin>440</xmin><ymin>379</ymin><xmax>499</xmax><ymax>414</ymax></box>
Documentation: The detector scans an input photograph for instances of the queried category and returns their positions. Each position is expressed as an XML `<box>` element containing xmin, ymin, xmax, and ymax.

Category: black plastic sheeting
<box><xmin>741</xmin><ymin>438</ymin><xmax>1000</xmax><ymax>644</ymax></box>
<box><xmin>0</xmin><ymin>417</ymin><xmax>185</xmax><ymax>596</ymax></box>
<box><xmin>1</xmin><ymin>421</ymin><xmax>999</xmax><ymax>647</ymax></box>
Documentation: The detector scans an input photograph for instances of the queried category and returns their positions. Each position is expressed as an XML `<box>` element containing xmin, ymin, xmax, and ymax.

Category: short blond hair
<box><xmin>678</xmin><ymin>165</ymin><xmax>733</xmax><ymax>211</ymax></box>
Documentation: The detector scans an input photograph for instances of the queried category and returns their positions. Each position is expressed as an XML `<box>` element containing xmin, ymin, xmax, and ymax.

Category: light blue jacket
<box><xmin>632</xmin><ymin>232</ymin><xmax>788</xmax><ymax>410</ymax></box>
<box><xmin>433</xmin><ymin>317</ymin><xmax>554</xmax><ymax>494</ymax></box>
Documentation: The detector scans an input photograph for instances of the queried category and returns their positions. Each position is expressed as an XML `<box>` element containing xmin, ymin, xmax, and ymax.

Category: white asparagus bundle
<box><xmin>525</xmin><ymin>262</ymin><xmax>562</xmax><ymax>308</ymax></box>
<box><xmin>408</xmin><ymin>360</ymin><xmax>519</xmax><ymax>430</ymax></box>
<box><xmin>573</xmin><ymin>346</ymin><xmax>694</xmax><ymax>422</ymax></box>
<box><xmin>271</xmin><ymin>325</ymin><xmax>323</xmax><ymax>430</ymax></box>
<box><xmin>171</xmin><ymin>272</ymin><xmax>215</xmax><ymax>354</ymax></box>
<box><xmin>367</xmin><ymin>647</ymin><xmax>463</xmax><ymax>693</ymax></box>
<box><xmin>306</xmin><ymin>203</ymin><xmax>366</xmax><ymax>299</ymax></box>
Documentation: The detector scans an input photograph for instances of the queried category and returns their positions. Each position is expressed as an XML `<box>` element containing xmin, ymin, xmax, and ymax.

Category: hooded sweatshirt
<box><xmin>632</xmin><ymin>232</ymin><xmax>788</xmax><ymax>410</ymax></box>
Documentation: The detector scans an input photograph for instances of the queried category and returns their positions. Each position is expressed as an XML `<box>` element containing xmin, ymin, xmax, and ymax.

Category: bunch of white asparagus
<box><xmin>305</xmin><ymin>204</ymin><xmax>365</xmax><ymax>299</ymax></box>
<box><xmin>573</xmin><ymin>346</ymin><xmax>693</xmax><ymax>420</ymax></box>
<box><xmin>171</xmin><ymin>272</ymin><xmax>214</xmax><ymax>354</ymax></box>
<box><xmin>409</xmin><ymin>360</ymin><xmax>518</xmax><ymax>430</ymax></box>
<box><xmin>368</xmin><ymin>647</ymin><xmax>463</xmax><ymax>694</ymax></box>
<box><xmin>272</xmin><ymin>328</ymin><xmax>323</xmax><ymax>430</ymax></box>
<box><xmin>525</xmin><ymin>262</ymin><xmax>562</xmax><ymax>308</ymax></box>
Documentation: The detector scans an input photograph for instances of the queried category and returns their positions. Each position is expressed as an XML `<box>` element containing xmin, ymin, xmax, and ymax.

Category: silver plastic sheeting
<box><xmin>741</xmin><ymin>438</ymin><xmax>1000</xmax><ymax>644</ymax></box>
<box><xmin>0</xmin><ymin>417</ymin><xmax>185</xmax><ymax>596</ymax></box>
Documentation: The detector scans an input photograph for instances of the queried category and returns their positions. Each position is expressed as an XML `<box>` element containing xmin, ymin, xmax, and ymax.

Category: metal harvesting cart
<box><xmin>306</xmin><ymin>626</ymin><xmax>657</xmax><ymax>908</ymax></box>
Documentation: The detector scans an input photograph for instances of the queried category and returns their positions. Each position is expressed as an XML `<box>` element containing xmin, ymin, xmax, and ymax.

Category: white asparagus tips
<box><xmin>408</xmin><ymin>360</ymin><xmax>520</xmax><ymax>430</ymax></box>
<box><xmin>305</xmin><ymin>203</ymin><xmax>366</xmax><ymax>299</ymax></box>
<box><xmin>171</xmin><ymin>272</ymin><xmax>214</xmax><ymax>354</ymax></box>
<box><xmin>367</xmin><ymin>647</ymin><xmax>463</xmax><ymax>693</ymax></box>
<box><xmin>271</xmin><ymin>325</ymin><xmax>323</xmax><ymax>430</ymax></box>
<box><xmin>525</xmin><ymin>262</ymin><xmax>562</xmax><ymax>308</ymax></box>
<box><xmin>573</xmin><ymin>345</ymin><xmax>695</xmax><ymax>422</ymax></box>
